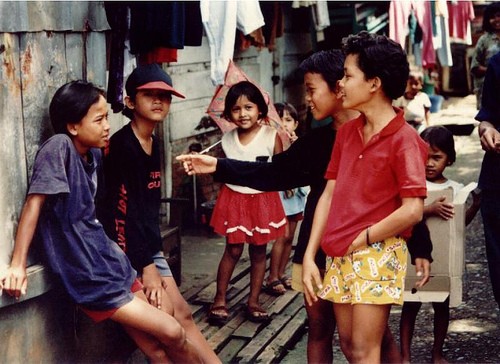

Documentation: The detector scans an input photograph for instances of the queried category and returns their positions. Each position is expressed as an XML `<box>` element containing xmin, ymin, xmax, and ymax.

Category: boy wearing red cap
<box><xmin>99</xmin><ymin>63</ymin><xmax>220</xmax><ymax>364</ymax></box>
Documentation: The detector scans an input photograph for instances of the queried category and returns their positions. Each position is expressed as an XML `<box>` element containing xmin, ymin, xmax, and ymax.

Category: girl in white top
<box><xmin>209</xmin><ymin>81</ymin><xmax>286</xmax><ymax>324</ymax></box>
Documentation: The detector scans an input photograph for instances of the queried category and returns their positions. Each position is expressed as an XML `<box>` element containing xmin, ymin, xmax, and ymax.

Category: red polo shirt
<box><xmin>321</xmin><ymin>108</ymin><xmax>427</xmax><ymax>257</ymax></box>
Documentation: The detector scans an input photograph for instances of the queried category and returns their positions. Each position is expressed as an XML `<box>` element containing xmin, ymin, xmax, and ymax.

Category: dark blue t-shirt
<box><xmin>476</xmin><ymin>52</ymin><xmax>500</xmax><ymax>191</ymax></box>
<box><xmin>29</xmin><ymin>134</ymin><xmax>136</xmax><ymax>310</ymax></box>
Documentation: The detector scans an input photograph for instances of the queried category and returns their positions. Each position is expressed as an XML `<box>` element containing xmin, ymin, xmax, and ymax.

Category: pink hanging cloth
<box><xmin>389</xmin><ymin>0</ymin><xmax>436</xmax><ymax>68</ymax></box>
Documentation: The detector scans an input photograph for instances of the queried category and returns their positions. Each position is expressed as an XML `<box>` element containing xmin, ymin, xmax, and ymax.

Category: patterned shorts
<box><xmin>318</xmin><ymin>236</ymin><xmax>407</xmax><ymax>305</ymax></box>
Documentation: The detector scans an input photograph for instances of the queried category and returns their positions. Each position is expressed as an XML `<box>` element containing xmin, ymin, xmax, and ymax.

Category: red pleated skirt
<box><xmin>210</xmin><ymin>185</ymin><xmax>287</xmax><ymax>245</ymax></box>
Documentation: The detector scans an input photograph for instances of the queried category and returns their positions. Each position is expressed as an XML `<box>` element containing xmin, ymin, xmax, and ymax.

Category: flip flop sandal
<box><xmin>280</xmin><ymin>275</ymin><xmax>293</xmax><ymax>289</ymax></box>
<box><xmin>263</xmin><ymin>280</ymin><xmax>286</xmax><ymax>296</ymax></box>
<box><xmin>245</xmin><ymin>305</ymin><xmax>270</xmax><ymax>323</ymax></box>
<box><xmin>208</xmin><ymin>305</ymin><xmax>229</xmax><ymax>325</ymax></box>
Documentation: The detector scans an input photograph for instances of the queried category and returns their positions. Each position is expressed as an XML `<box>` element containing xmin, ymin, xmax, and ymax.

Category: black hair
<box><xmin>483</xmin><ymin>2</ymin><xmax>500</xmax><ymax>33</ymax></box>
<box><xmin>49</xmin><ymin>80</ymin><xmax>105</xmax><ymax>135</ymax></box>
<box><xmin>299</xmin><ymin>49</ymin><xmax>345</xmax><ymax>91</ymax></box>
<box><xmin>420</xmin><ymin>126</ymin><xmax>456</xmax><ymax>165</ymax></box>
<box><xmin>274</xmin><ymin>102</ymin><xmax>299</xmax><ymax>121</ymax></box>
<box><xmin>342</xmin><ymin>31</ymin><xmax>410</xmax><ymax>100</ymax></box>
<box><xmin>222</xmin><ymin>81</ymin><xmax>268</xmax><ymax>120</ymax></box>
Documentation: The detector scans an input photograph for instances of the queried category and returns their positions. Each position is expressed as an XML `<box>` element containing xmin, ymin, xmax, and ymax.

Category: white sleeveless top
<box><xmin>222</xmin><ymin>124</ymin><xmax>276</xmax><ymax>194</ymax></box>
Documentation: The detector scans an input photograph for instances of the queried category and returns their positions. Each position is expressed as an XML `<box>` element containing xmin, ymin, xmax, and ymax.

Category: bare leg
<box><xmin>266</xmin><ymin>237</ymin><xmax>286</xmax><ymax>294</ymax></box>
<box><xmin>248</xmin><ymin>244</ymin><xmax>267</xmax><ymax>309</ymax></box>
<box><xmin>381</xmin><ymin>326</ymin><xmax>402</xmax><ymax>363</ymax></box>
<box><xmin>400</xmin><ymin>301</ymin><xmax>422</xmax><ymax>363</ymax></box>
<box><xmin>278</xmin><ymin>220</ymin><xmax>298</xmax><ymax>282</ymax></box>
<box><xmin>111</xmin><ymin>290</ymin><xmax>202</xmax><ymax>364</ymax></box>
<box><xmin>213</xmin><ymin>242</ymin><xmax>244</xmax><ymax>309</ymax></box>
<box><xmin>333</xmin><ymin>303</ymin><xmax>354</xmax><ymax>361</ymax></box>
<box><xmin>304</xmin><ymin>295</ymin><xmax>335</xmax><ymax>363</ymax></box>
<box><xmin>335</xmin><ymin>303</ymin><xmax>391</xmax><ymax>363</ymax></box>
<box><xmin>431</xmin><ymin>299</ymin><xmax>450</xmax><ymax>364</ymax></box>
<box><xmin>163</xmin><ymin>276</ymin><xmax>221</xmax><ymax>364</ymax></box>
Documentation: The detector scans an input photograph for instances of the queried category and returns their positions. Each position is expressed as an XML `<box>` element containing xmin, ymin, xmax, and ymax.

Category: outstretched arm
<box><xmin>1</xmin><ymin>194</ymin><xmax>46</xmax><ymax>299</ymax></box>
<box><xmin>177</xmin><ymin>132</ymin><xmax>321</xmax><ymax>191</ymax></box>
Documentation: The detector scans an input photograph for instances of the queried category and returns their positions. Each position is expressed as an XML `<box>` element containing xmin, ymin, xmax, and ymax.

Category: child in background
<box><xmin>302</xmin><ymin>31</ymin><xmax>428</xmax><ymax>363</ymax></box>
<box><xmin>471</xmin><ymin>2</ymin><xmax>500</xmax><ymax>110</ymax></box>
<box><xmin>393</xmin><ymin>70</ymin><xmax>432</xmax><ymax>133</ymax></box>
<box><xmin>98</xmin><ymin>64</ymin><xmax>220</xmax><ymax>364</ymax></box>
<box><xmin>0</xmin><ymin>80</ymin><xmax>202</xmax><ymax>364</ymax></box>
<box><xmin>264</xmin><ymin>102</ymin><xmax>309</xmax><ymax>295</ymax></box>
<box><xmin>208</xmin><ymin>81</ymin><xmax>286</xmax><ymax>324</ymax></box>
<box><xmin>400</xmin><ymin>126</ymin><xmax>480</xmax><ymax>364</ymax></box>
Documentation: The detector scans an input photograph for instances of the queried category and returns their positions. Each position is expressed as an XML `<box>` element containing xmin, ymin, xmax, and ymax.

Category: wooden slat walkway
<box><xmin>179</xmin><ymin>254</ymin><xmax>307</xmax><ymax>364</ymax></box>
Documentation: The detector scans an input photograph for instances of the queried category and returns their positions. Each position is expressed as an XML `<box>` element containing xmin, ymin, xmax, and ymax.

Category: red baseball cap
<box><xmin>126</xmin><ymin>64</ymin><xmax>185</xmax><ymax>99</ymax></box>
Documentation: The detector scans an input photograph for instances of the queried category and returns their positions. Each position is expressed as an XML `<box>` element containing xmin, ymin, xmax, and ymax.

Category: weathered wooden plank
<box><xmin>234</xmin><ymin>296</ymin><xmax>305</xmax><ymax>363</ymax></box>
<box><xmin>180</xmin><ymin>273</ymin><xmax>217</xmax><ymax>300</ymax></box>
<box><xmin>195</xmin><ymin>281</ymin><xmax>218</xmax><ymax>303</ymax></box>
<box><xmin>19</xmin><ymin>32</ymin><xmax>67</xmax><ymax>176</ymax></box>
<box><xmin>84</xmin><ymin>32</ymin><xmax>107</xmax><ymax>88</ymax></box>
<box><xmin>0</xmin><ymin>32</ymin><xmax>28</xmax><ymax>267</ymax></box>
<box><xmin>207</xmin><ymin>313</ymin><xmax>246</xmax><ymax>352</ymax></box>
<box><xmin>194</xmin><ymin>284</ymin><xmax>251</xmax><ymax>332</ymax></box>
<box><xmin>266</xmin><ymin>289</ymin><xmax>300</xmax><ymax>315</ymax></box>
<box><xmin>217</xmin><ymin>337</ymin><xmax>247</xmax><ymax>364</ymax></box>
<box><xmin>255</xmin><ymin>308</ymin><xmax>307</xmax><ymax>364</ymax></box>
<box><xmin>194</xmin><ymin>260</ymin><xmax>253</xmax><ymax>304</ymax></box>
<box><xmin>64</xmin><ymin>33</ymin><xmax>84</xmax><ymax>82</ymax></box>
<box><xmin>231</xmin><ymin>294</ymin><xmax>275</xmax><ymax>339</ymax></box>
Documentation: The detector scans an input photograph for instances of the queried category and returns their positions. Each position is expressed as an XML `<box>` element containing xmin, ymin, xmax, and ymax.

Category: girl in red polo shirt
<box><xmin>302</xmin><ymin>31</ymin><xmax>428</xmax><ymax>364</ymax></box>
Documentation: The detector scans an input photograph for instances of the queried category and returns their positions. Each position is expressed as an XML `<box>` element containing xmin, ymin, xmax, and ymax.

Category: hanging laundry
<box><xmin>201</xmin><ymin>0</ymin><xmax>265</xmax><ymax>85</ymax></box>
<box><xmin>447</xmin><ymin>0</ymin><xmax>475</xmax><ymax>44</ymax></box>
<box><xmin>129</xmin><ymin>2</ymin><xmax>186</xmax><ymax>55</ymax></box>
<box><xmin>138</xmin><ymin>47</ymin><xmax>178</xmax><ymax>65</ymax></box>
<box><xmin>433</xmin><ymin>0</ymin><xmax>453</xmax><ymax>67</ymax></box>
<box><xmin>389</xmin><ymin>0</ymin><xmax>436</xmax><ymax>68</ymax></box>
<box><xmin>260</xmin><ymin>1</ymin><xmax>284</xmax><ymax>51</ymax></box>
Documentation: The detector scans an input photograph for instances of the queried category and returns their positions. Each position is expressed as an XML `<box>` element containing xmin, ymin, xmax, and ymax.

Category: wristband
<box><xmin>366</xmin><ymin>227</ymin><xmax>371</xmax><ymax>246</ymax></box>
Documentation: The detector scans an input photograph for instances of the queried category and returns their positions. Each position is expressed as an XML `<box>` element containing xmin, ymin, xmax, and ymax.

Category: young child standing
<box><xmin>393</xmin><ymin>71</ymin><xmax>432</xmax><ymax>133</ymax></box>
<box><xmin>264</xmin><ymin>102</ymin><xmax>309</xmax><ymax>295</ymax></box>
<box><xmin>208</xmin><ymin>81</ymin><xmax>286</xmax><ymax>324</ymax></box>
<box><xmin>98</xmin><ymin>64</ymin><xmax>220</xmax><ymax>364</ymax></box>
<box><xmin>0</xmin><ymin>80</ymin><xmax>202</xmax><ymax>364</ymax></box>
<box><xmin>400</xmin><ymin>126</ymin><xmax>480</xmax><ymax>364</ymax></box>
<box><xmin>302</xmin><ymin>31</ymin><xmax>428</xmax><ymax>363</ymax></box>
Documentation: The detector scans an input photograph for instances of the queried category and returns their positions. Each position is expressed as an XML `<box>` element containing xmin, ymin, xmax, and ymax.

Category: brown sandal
<box><xmin>208</xmin><ymin>305</ymin><xmax>229</xmax><ymax>325</ymax></box>
<box><xmin>245</xmin><ymin>305</ymin><xmax>270</xmax><ymax>323</ymax></box>
<box><xmin>263</xmin><ymin>280</ymin><xmax>286</xmax><ymax>296</ymax></box>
